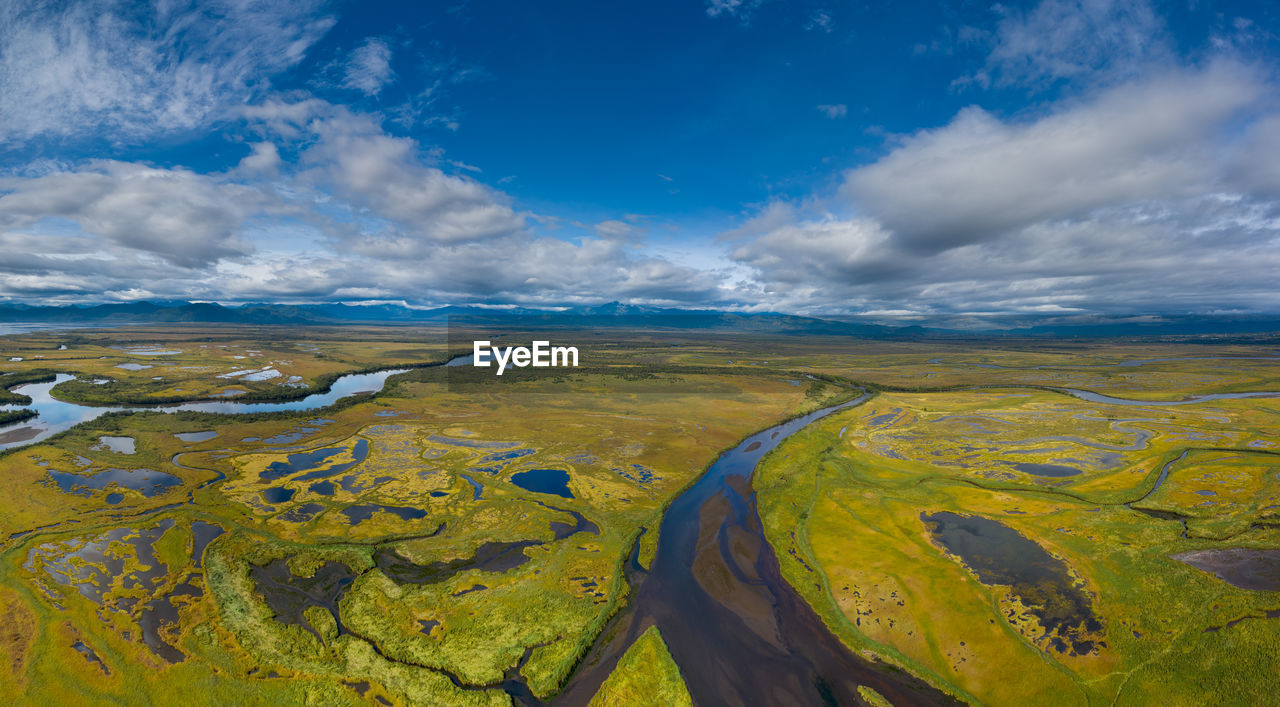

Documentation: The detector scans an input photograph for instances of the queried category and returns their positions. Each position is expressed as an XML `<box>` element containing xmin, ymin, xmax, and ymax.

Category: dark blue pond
<box><xmin>481</xmin><ymin>448</ymin><xmax>535</xmax><ymax>463</ymax></box>
<box><xmin>922</xmin><ymin>511</ymin><xmax>1102</xmax><ymax>656</ymax></box>
<box><xmin>48</xmin><ymin>468</ymin><xmax>182</xmax><ymax>498</ymax></box>
<box><xmin>309</xmin><ymin>480</ymin><xmax>336</xmax><ymax>496</ymax></box>
<box><xmin>1007</xmin><ymin>462</ymin><xmax>1083</xmax><ymax>478</ymax></box>
<box><xmin>296</xmin><ymin>439</ymin><xmax>370</xmax><ymax>481</ymax></box>
<box><xmin>341</xmin><ymin>504</ymin><xmax>429</xmax><ymax>524</ymax></box>
<box><xmin>462</xmin><ymin>475</ymin><xmax>483</xmax><ymax>500</ymax></box>
<box><xmin>262</xmin><ymin>487</ymin><xmax>296</xmax><ymax>504</ymax></box>
<box><xmin>278</xmin><ymin>503</ymin><xmax>326</xmax><ymax>523</ymax></box>
<box><xmin>510</xmin><ymin>468</ymin><xmax>574</xmax><ymax>499</ymax></box>
<box><xmin>260</xmin><ymin>439</ymin><xmax>369</xmax><ymax>482</ymax></box>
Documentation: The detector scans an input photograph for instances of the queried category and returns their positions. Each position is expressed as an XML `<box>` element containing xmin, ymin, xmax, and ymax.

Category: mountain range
<box><xmin>0</xmin><ymin>301</ymin><xmax>1278</xmax><ymax>339</ymax></box>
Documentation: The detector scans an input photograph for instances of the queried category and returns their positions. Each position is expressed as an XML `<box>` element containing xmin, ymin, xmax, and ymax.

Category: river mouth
<box><xmin>555</xmin><ymin>396</ymin><xmax>960</xmax><ymax>707</ymax></box>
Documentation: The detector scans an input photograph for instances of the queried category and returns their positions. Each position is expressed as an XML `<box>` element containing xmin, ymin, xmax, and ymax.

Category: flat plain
<box><xmin>1</xmin><ymin>325</ymin><xmax>1278</xmax><ymax>705</ymax></box>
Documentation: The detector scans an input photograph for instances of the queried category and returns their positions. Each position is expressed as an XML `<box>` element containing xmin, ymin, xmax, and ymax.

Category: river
<box><xmin>553</xmin><ymin>393</ymin><xmax>959</xmax><ymax>707</ymax></box>
<box><xmin>0</xmin><ymin>366</ymin><xmax>435</xmax><ymax>451</ymax></box>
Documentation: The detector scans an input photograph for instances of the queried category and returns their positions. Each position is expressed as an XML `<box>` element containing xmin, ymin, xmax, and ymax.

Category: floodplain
<box><xmin>1</xmin><ymin>325</ymin><xmax>1278</xmax><ymax>705</ymax></box>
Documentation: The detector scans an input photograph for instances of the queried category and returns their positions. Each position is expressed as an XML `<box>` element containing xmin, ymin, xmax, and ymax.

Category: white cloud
<box><xmin>817</xmin><ymin>104</ymin><xmax>848</xmax><ymax>119</ymax></box>
<box><xmin>706</xmin><ymin>0</ymin><xmax>747</xmax><ymax>18</ymax></box>
<box><xmin>728</xmin><ymin>61</ymin><xmax>1280</xmax><ymax>321</ymax></box>
<box><xmin>842</xmin><ymin>63</ymin><xmax>1264</xmax><ymax>252</ymax></box>
<box><xmin>804</xmin><ymin>10</ymin><xmax>833</xmax><ymax>33</ymax></box>
<box><xmin>237</xmin><ymin>142</ymin><xmax>283</xmax><ymax>176</ymax></box>
<box><xmin>0</xmin><ymin>161</ymin><xmax>268</xmax><ymax>267</ymax></box>
<box><xmin>342</xmin><ymin>38</ymin><xmax>395</xmax><ymax>96</ymax></box>
<box><xmin>300</xmin><ymin>110</ymin><xmax>527</xmax><ymax>245</ymax></box>
<box><xmin>0</xmin><ymin>95</ymin><xmax>733</xmax><ymax>308</ymax></box>
<box><xmin>967</xmin><ymin>0</ymin><xmax>1171</xmax><ymax>89</ymax></box>
<box><xmin>0</xmin><ymin>0</ymin><xmax>334</xmax><ymax>144</ymax></box>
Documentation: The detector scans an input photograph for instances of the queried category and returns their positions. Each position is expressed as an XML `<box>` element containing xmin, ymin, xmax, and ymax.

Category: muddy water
<box><xmin>1174</xmin><ymin>548</ymin><xmax>1280</xmax><ymax>591</ymax></box>
<box><xmin>555</xmin><ymin>395</ymin><xmax>959</xmax><ymax>707</ymax></box>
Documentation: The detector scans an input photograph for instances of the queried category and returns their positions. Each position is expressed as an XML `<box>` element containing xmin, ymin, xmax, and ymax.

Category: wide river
<box><xmin>552</xmin><ymin>392</ymin><xmax>960</xmax><ymax>707</ymax></box>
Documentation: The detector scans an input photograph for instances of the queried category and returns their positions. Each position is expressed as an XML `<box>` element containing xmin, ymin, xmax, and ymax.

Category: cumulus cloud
<box><xmin>0</xmin><ymin>0</ymin><xmax>334</xmax><ymax>144</ymax></box>
<box><xmin>299</xmin><ymin>110</ymin><xmax>528</xmax><ymax>245</ymax></box>
<box><xmin>0</xmin><ymin>94</ymin><xmax>730</xmax><ymax>308</ymax></box>
<box><xmin>0</xmin><ymin>162</ymin><xmax>267</xmax><ymax>267</ymax></box>
<box><xmin>730</xmin><ymin>61</ymin><xmax>1280</xmax><ymax>322</ymax></box>
<box><xmin>237</xmin><ymin>143</ymin><xmax>283</xmax><ymax>176</ymax></box>
<box><xmin>342</xmin><ymin>38</ymin><xmax>395</xmax><ymax>96</ymax></box>
<box><xmin>842</xmin><ymin>63</ymin><xmax>1265</xmax><ymax>252</ymax></box>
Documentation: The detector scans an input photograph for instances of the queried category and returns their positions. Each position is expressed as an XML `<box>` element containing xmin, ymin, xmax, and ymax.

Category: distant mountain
<box><xmin>1</xmin><ymin>301</ymin><xmax>1277</xmax><ymax>339</ymax></box>
<box><xmin>1005</xmin><ymin>315</ymin><xmax>1280</xmax><ymax>338</ymax></box>
<box><xmin>0</xmin><ymin>300</ymin><xmax>923</xmax><ymax>337</ymax></box>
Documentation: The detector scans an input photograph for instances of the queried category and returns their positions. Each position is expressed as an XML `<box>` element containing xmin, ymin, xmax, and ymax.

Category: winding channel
<box><xmin>0</xmin><ymin>371</ymin><xmax>413</xmax><ymax>450</ymax></box>
<box><xmin>0</xmin><ymin>355</ymin><xmax>480</xmax><ymax>451</ymax></box>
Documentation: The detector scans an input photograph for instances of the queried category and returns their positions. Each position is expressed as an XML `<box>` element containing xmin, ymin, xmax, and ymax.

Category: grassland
<box><xmin>3</xmin><ymin>326</ymin><xmax>1278</xmax><ymax>705</ymax></box>
<box><xmin>757</xmin><ymin>370</ymin><xmax>1280</xmax><ymax>704</ymax></box>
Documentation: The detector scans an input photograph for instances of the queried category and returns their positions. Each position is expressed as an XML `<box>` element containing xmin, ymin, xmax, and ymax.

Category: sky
<box><xmin>1</xmin><ymin>0</ymin><xmax>1279</xmax><ymax>327</ymax></box>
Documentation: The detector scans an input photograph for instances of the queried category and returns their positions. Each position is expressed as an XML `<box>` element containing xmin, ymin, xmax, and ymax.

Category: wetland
<box><xmin>3</xmin><ymin>326</ymin><xmax>1280</xmax><ymax>705</ymax></box>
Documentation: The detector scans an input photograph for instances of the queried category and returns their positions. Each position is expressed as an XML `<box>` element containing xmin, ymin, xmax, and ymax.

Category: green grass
<box><xmin>588</xmin><ymin>626</ymin><xmax>691</xmax><ymax>707</ymax></box>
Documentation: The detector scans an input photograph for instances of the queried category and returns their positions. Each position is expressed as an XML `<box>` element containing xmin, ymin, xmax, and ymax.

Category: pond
<box><xmin>249</xmin><ymin>558</ymin><xmax>357</xmax><ymax>641</ymax></box>
<box><xmin>1007</xmin><ymin>461</ymin><xmax>1083</xmax><ymax>478</ymax></box>
<box><xmin>341</xmin><ymin>504</ymin><xmax>429</xmax><ymax>524</ymax></box>
<box><xmin>175</xmin><ymin>430</ymin><xmax>218</xmax><ymax>443</ymax></box>
<box><xmin>922</xmin><ymin>511</ymin><xmax>1103</xmax><ymax>656</ymax></box>
<box><xmin>510</xmin><ymin>468</ymin><xmax>574</xmax><ymax>499</ymax></box>
<box><xmin>260</xmin><ymin>439</ymin><xmax>370</xmax><ymax>482</ymax></box>
<box><xmin>95</xmin><ymin>435</ymin><xmax>136</xmax><ymax>454</ymax></box>
<box><xmin>48</xmin><ymin>467</ymin><xmax>182</xmax><ymax>498</ymax></box>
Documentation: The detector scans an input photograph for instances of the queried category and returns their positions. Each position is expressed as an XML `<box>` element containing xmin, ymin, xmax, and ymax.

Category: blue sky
<box><xmin>2</xmin><ymin>0</ymin><xmax>1279</xmax><ymax>327</ymax></box>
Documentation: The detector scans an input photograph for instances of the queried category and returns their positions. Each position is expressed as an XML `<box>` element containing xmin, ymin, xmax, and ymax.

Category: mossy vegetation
<box><xmin>757</xmin><ymin>379</ymin><xmax>1280</xmax><ymax>704</ymax></box>
<box><xmin>588</xmin><ymin>626</ymin><xmax>691</xmax><ymax>707</ymax></box>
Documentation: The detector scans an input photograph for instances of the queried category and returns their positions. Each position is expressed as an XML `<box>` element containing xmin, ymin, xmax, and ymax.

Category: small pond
<box><xmin>510</xmin><ymin>468</ymin><xmax>574</xmax><ymax>499</ymax></box>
